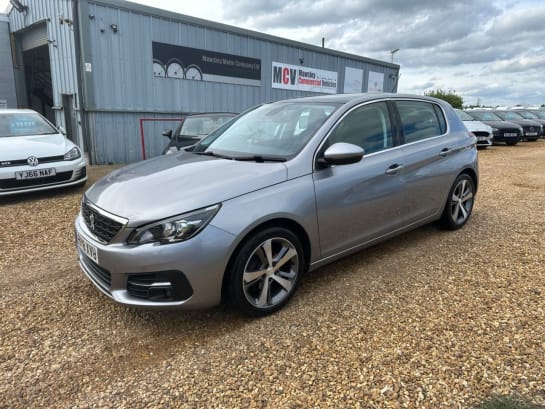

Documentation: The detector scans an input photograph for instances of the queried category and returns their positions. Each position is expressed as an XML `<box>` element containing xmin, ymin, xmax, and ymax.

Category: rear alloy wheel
<box><xmin>228</xmin><ymin>227</ymin><xmax>304</xmax><ymax>316</ymax></box>
<box><xmin>441</xmin><ymin>174</ymin><xmax>475</xmax><ymax>230</ymax></box>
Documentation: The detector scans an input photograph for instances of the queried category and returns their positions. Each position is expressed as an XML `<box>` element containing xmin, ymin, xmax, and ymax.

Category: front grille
<box><xmin>473</xmin><ymin>131</ymin><xmax>490</xmax><ymax>138</ymax></box>
<box><xmin>0</xmin><ymin>155</ymin><xmax>65</xmax><ymax>167</ymax></box>
<box><xmin>0</xmin><ymin>171</ymin><xmax>73</xmax><ymax>189</ymax></box>
<box><xmin>81</xmin><ymin>201</ymin><xmax>124</xmax><ymax>243</ymax></box>
<box><xmin>494</xmin><ymin>129</ymin><xmax>520</xmax><ymax>137</ymax></box>
<box><xmin>81</xmin><ymin>253</ymin><xmax>112</xmax><ymax>290</ymax></box>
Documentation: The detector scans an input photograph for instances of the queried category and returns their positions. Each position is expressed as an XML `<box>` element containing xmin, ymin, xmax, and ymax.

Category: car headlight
<box><xmin>491</xmin><ymin>128</ymin><xmax>499</xmax><ymax>132</ymax></box>
<box><xmin>64</xmin><ymin>147</ymin><xmax>81</xmax><ymax>160</ymax></box>
<box><xmin>127</xmin><ymin>204</ymin><xmax>220</xmax><ymax>245</ymax></box>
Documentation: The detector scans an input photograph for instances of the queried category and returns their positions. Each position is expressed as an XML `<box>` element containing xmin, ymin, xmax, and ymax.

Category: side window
<box><xmin>328</xmin><ymin>102</ymin><xmax>393</xmax><ymax>155</ymax></box>
<box><xmin>395</xmin><ymin>101</ymin><xmax>446</xmax><ymax>144</ymax></box>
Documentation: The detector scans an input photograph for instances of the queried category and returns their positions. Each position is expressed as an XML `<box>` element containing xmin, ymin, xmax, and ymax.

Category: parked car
<box><xmin>508</xmin><ymin>109</ymin><xmax>545</xmax><ymax>138</ymax></box>
<box><xmin>161</xmin><ymin>113</ymin><xmax>236</xmax><ymax>154</ymax></box>
<box><xmin>493</xmin><ymin>110</ymin><xmax>541</xmax><ymax>141</ymax></box>
<box><xmin>465</xmin><ymin>110</ymin><xmax>522</xmax><ymax>145</ymax></box>
<box><xmin>0</xmin><ymin>109</ymin><xmax>87</xmax><ymax>196</ymax></box>
<box><xmin>454</xmin><ymin>109</ymin><xmax>493</xmax><ymax>148</ymax></box>
<box><xmin>75</xmin><ymin>94</ymin><xmax>478</xmax><ymax>316</ymax></box>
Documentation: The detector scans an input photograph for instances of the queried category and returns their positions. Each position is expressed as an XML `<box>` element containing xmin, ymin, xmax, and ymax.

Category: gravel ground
<box><xmin>1</xmin><ymin>142</ymin><xmax>544</xmax><ymax>408</ymax></box>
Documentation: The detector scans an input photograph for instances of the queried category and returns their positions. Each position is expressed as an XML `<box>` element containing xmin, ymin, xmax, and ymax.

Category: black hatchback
<box><xmin>465</xmin><ymin>110</ymin><xmax>522</xmax><ymax>145</ymax></box>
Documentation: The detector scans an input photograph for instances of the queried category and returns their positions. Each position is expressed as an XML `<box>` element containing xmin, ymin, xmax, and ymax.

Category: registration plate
<box><xmin>504</xmin><ymin>133</ymin><xmax>518</xmax><ymax>137</ymax></box>
<box><xmin>15</xmin><ymin>168</ymin><xmax>56</xmax><ymax>179</ymax></box>
<box><xmin>526</xmin><ymin>132</ymin><xmax>538</xmax><ymax>136</ymax></box>
<box><xmin>77</xmin><ymin>233</ymin><xmax>99</xmax><ymax>263</ymax></box>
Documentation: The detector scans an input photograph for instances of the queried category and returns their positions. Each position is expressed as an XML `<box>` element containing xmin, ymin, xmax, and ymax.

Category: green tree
<box><xmin>424</xmin><ymin>89</ymin><xmax>464</xmax><ymax>109</ymax></box>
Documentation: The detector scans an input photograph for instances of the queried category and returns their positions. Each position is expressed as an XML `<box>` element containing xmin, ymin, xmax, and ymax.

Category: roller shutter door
<box><xmin>21</xmin><ymin>23</ymin><xmax>47</xmax><ymax>51</ymax></box>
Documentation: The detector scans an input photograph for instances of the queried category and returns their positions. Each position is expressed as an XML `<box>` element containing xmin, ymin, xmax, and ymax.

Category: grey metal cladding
<box><xmin>8</xmin><ymin>0</ymin><xmax>80</xmax><ymax>138</ymax></box>
<box><xmin>84</xmin><ymin>1</ymin><xmax>399</xmax><ymax>114</ymax></box>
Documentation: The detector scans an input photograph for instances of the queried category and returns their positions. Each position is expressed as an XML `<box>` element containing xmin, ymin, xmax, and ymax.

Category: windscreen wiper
<box><xmin>232</xmin><ymin>155</ymin><xmax>287</xmax><ymax>163</ymax></box>
<box><xmin>193</xmin><ymin>151</ymin><xmax>234</xmax><ymax>160</ymax></box>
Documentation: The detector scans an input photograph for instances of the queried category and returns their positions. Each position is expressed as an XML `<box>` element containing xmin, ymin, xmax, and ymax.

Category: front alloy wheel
<box><xmin>441</xmin><ymin>174</ymin><xmax>475</xmax><ymax>230</ymax></box>
<box><xmin>228</xmin><ymin>227</ymin><xmax>304</xmax><ymax>316</ymax></box>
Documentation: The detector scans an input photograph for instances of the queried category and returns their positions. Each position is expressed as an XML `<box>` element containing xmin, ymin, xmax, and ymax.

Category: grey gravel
<box><xmin>1</xmin><ymin>143</ymin><xmax>544</xmax><ymax>408</ymax></box>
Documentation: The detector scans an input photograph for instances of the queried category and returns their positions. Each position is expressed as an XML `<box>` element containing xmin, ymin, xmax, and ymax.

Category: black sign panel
<box><xmin>152</xmin><ymin>42</ymin><xmax>261</xmax><ymax>86</ymax></box>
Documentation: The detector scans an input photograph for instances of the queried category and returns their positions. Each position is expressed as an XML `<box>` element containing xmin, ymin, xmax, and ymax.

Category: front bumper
<box><xmin>0</xmin><ymin>158</ymin><xmax>87</xmax><ymax>196</ymax></box>
<box><xmin>75</xmin><ymin>214</ymin><xmax>236</xmax><ymax>309</ymax></box>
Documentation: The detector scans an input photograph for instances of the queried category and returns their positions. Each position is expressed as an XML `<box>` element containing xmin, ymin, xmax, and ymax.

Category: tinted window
<box><xmin>328</xmin><ymin>102</ymin><xmax>393</xmax><ymax>154</ymax></box>
<box><xmin>395</xmin><ymin>101</ymin><xmax>445</xmax><ymax>144</ymax></box>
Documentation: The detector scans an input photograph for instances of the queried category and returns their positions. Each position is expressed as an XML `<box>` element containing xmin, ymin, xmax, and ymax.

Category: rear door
<box><xmin>391</xmin><ymin>99</ymin><xmax>463</xmax><ymax>225</ymax></box>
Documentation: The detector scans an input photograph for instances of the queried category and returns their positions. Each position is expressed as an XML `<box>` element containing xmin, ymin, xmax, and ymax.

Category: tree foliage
<box><xmin>424</xmin><ymin>89</ymin><xmax>464</xmax><ymax>109</ymax></box>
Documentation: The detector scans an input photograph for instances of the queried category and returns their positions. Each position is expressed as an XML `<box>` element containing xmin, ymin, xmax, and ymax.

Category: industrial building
<box><xmin>2</xmin><ymin>0</ymin><xmax>400</xmax><ymax>164</ymax></box>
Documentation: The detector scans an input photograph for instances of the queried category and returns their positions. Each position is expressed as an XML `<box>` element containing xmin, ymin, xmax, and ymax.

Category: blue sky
<box><xmin>3</xmin><ymin>0</ymin><xmax>544</xmax><ymax>106</ymax></box>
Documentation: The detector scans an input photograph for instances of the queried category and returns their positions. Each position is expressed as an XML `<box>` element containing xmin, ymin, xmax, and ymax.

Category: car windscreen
<box><xmin>455</xmin><ymin>109</ymin><xmax>475</xmax><ymax>121</ymax></box>
<box><xmin>495</xmin><ymin>111</ymin><xmax>523</xmax><ymax>121</ymax></box>
<box><xmin>532</xmin><ymin>110</ymin><xmax>545</xmax><ymax>119</ymax></box>
<box><xmin>193</xmin><ymin>102</ymin><xmax>340</xmax><ymax>159</ymax></box>
<box><xmin>515</xmin><ymin>111</ymin><xmax>538</xmax><ymax>119</ymax></box>
<box><xmin>0</xmin><ymin>112</ymin><xmax>57</xmax><ymax>137</ymax></box>
<box><xmin>467</xmin><ymin>111</ymin><xmax>502</xmax><ymax>121</ymax></box>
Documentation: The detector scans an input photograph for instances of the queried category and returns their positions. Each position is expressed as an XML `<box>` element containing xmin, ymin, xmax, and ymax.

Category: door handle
<box><xmin>385</xmin><ymin>164</ymin><xmax>403</xmax><ymax>175</ymax></box>
<box><xmin>439</xmin><ymin>148</ymin><xmax>450</xmax><ymax>157</ymax></box>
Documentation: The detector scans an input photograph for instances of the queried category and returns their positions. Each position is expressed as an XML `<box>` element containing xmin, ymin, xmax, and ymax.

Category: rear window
<box><xmin>0</xmin><ymin>112</ymin><xmax>57</xmax><ymax>137</ymax></box>
<box><xmin>395</xmin><ymin>101</ymin><xmax>447</xmax><ymax>144</ymax></box>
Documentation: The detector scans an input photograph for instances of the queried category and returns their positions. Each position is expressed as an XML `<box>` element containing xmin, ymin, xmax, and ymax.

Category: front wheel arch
<box><xmin>221</xmin><ymin>218</ymin><xmax>310</xmax><ymax>306</ymax></box>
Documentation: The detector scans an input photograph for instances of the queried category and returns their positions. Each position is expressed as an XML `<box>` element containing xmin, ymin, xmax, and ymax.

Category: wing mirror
<box><xmin>162</xmin><ymin>129</ymin><xmax>173</xmax><ymax>139</ymax></box>
<box><xmin>320</xmin><ymin>142</ymin><xmax>364</xmax><ymax>165</ymax></box>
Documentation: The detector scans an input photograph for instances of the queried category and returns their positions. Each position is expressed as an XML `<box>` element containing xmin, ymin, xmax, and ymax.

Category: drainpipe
<box><xmin>72</xmin><ymin>0</ymin><xmax>92</xmax><ymax>162</ymax></box>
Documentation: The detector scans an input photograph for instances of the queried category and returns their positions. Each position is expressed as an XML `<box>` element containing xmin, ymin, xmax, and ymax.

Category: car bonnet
<box><xmin>84</xmin><ymin>152</ymin><xmax>288</xmax><ymax>226</ymax></box>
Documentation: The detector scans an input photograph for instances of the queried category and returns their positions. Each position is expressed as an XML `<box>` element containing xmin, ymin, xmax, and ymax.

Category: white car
<box><xmin>0</xmin><ymin>109</ymin><xmax>87</xmax><ymax>196</ymax></box>
<box><xmin>455</xmin><ymin>109</ymin><xmax>493</xmax><ymax>148</ymax></box>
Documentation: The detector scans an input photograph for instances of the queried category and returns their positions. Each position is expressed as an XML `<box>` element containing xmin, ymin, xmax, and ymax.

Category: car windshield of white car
<box><xmin>0</xmin><ymin>113</ymin><xmax>57</xmax><ymax>138</ymax></box>
<box><xmin>195</xmin><ymin>102</ymin><xmax>340</xmax><ymax>159</ymax></box>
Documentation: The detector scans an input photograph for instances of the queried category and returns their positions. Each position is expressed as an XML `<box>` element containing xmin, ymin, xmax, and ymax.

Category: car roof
<box><xmin>272</xmin><ymin>92</ymin><xmax>446</xmax><ymax>105</ymax></box>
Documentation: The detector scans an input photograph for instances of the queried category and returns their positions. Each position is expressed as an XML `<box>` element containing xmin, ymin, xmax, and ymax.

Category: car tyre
<box><xmin>227</xmin><ymin>227</ymin><xmax>304</xmax><ymax>316</ymax></box>
<box><xmin>440</xmin><ymin>174</ymin><xmax>475</xmax><ymax>230</ymax></box>
<box><xmin>506</xmin><ymin>141</ymin><xmax>518</xmax><ymax>146</ymax></box>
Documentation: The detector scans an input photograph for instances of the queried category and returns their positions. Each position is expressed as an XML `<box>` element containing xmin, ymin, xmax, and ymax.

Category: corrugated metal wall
<box><xmin>0</xmin><ymin>15</ymin><xmax>17</xmax><ymax>108</ymax></box>
<box><xmin>9</xmin><ymin>0</ymin><xmax>82</xmax><ymax>147</ymax></box>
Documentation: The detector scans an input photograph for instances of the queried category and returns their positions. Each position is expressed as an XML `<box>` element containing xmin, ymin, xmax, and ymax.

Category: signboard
<box><xmin>152</xmin><ymin>42</ymin><xmax>261</xmax><ymax>87</ymax></box>
<box><xmin>343</xmin><ymin>67</ymin><xmax>363</xmax><ymax>93</ymax></box>
<box><xmin>272</xmin><ymin>62</ymin><xmax>338</xmax><ymax>94</ymax></box>
<box><xmin>368</xmin><ymin>71</ymin><xmax>384</xmax><ymax>93</ymax></box>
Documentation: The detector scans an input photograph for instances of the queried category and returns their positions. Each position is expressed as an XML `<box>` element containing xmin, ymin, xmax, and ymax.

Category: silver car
<box><xmin>75</xmin><ymin>94</ymin><xmax>478</xmax><ymax>316</ymax></box>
